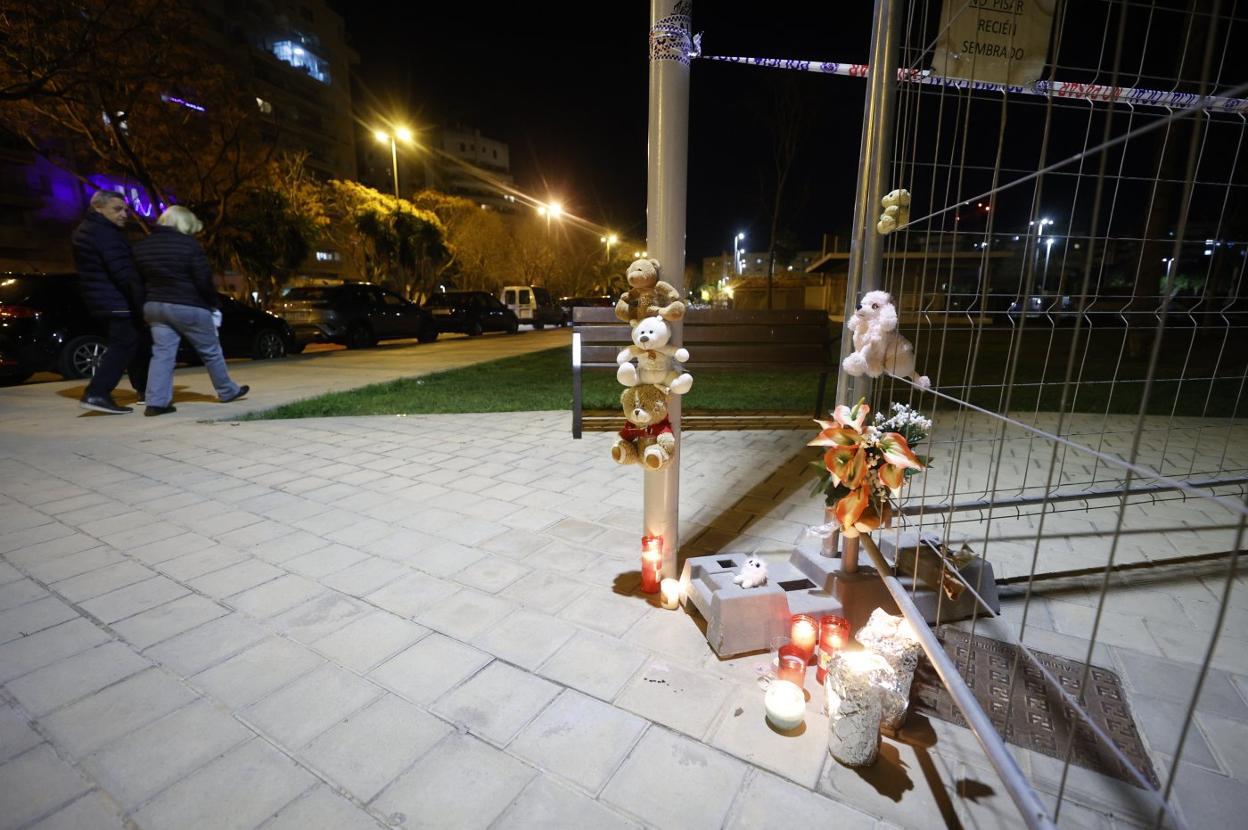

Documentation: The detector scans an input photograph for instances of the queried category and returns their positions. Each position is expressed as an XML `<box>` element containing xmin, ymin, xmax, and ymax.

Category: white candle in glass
<box><xmin>764</xmin><ymin>679</ymin><xmax>806</xmax><ymax>730</ymax></box>
<box><xmin>659</xmin><ymin>578</ymin><xmax>681</xmax><ymax>610</ymax></box>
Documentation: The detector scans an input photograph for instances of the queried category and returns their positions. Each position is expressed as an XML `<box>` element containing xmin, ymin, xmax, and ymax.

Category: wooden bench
<box><xmin>571</xmin><ymin>307</ymin><xmax>834</xmax><ymax>437</ymax></box>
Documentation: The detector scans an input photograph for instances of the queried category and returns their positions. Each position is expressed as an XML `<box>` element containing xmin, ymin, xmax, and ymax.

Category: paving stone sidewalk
<box><xmin>1</xmin><ymin>350</ymin><xmax>1245</xmax><ymax>829</ymax></box>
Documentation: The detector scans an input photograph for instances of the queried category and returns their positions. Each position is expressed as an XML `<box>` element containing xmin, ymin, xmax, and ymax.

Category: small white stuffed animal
<box><xmin>876</xmin><ymin>188</ymin><xmax>911</xmax><ymax>235</ymax></box>
<box><xmin>733</xmin><ymin>556</ymin><xmax>768</xmax><ymax>589</ymax></box>
<box><xmin>842</xmin><ymin>290</ymin><xmax>930</xmax><ymax>388</ymax></box>
<box><xmin>616</xmin><ymin>315</ymin><xmax>693</xmax><ymax>394</ymax></box>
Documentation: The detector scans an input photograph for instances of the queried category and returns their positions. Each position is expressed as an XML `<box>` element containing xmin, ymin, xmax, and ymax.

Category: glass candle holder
<box><xmin>816</xmin><ymin>614</ymin><xmax>851</xmax><ymax>686</ymax></box>
<box><xmin>640</xmin><ymin>535</ymin><xmax>662</xmax><ymax>594</ymax></box>
<box><xmin>764</xmin><ymin>679</ymin><xmax>806</xmax><ymax>730</ymax></box>
<box><xmin>776</xmin><ymin>644</ymin><xmax>808</xmax><ymax>690</ymax></box>
<box><xmin>789</xmin><ymin>614</ymin><xmax>818</xmax><ymax>663</ymax></box>
<box><xmin>659</xmin><ymin>578</ymin><xmax>680</xmax><ymax>609</ymax></box>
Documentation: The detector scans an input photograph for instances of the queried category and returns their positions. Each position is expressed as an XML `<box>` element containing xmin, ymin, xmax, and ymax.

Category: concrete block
<box><xmin>707</xmin><ymin>686</ymin><xmax>830</xmax><ymax>789</ymax></box>
<box><xmin>473</xmin><ymin>609</ymin><xmax>576</xmax><ymax>670</ymax></box>
<box><xmin>0</xmin><ymin>619</ymin><xmax>111</xmax><ymax>683</ymax></box>
<box><xmin>313</xmin><ymin>611</ymin><xmax>427</xmax><ymax>673</ymax></box>
<box><xmin>0</xmin><ymin>703</ymin><xmax>42</xmax><ymax>764</ymax></box>
<box><xmin>725</xmin><ymin>770</ymin><xmax>877</xmax><ymax>830</ymax></box>
<box><xmin>27</xmin><ymin>791</ymin><xmax>126</xmax><ymax>830</ymax></box>
<box><xmin>270</xmin><ymin>592</ymin><xmax>370</xmax><ymax>645</ymax></box>
<box><xmin>0</xmin><ymin>597</ymin><xmax>77</xmax><ymax>645</ymax></box>
<box><xmin>537</xmin><ymin>631</ymin><xmax>648</xmax><ymax>701</ymax></box>
<box><xmin>558</xmin><ymin>589</ymin><xmax>648</xmax><ymax>637</ymax></box>
<box><xmin>79</xmin><ymin>576</ymin><xmax>188</xmax><ymax>624</ymax></box>
<box><xmin>257</xmin><ymin>785</ymin><xmax>380</xmax><ymax>830</ymax></box>
<box><xmin>110</xmin><ymin>594</ymin><xmax>229</xmax><ymax>650</ymax></box>
<box><xmin>417</xmin><ymin>588</ymin><xmax>515</xmax><ymax>641</ymax></box>
<box><xmin>497</xmin><ymin>776</ymin><xmax>641</xmax><ymax>830</ymax></box>
<box><xmin>368</xmin><ymin>633</ymin><xmax>491</xmax><ymax>705</ymax></box>
<box><xmin>7</xmin><ymin>641</ymin><xmax>149</xmax><ymax>716</ymax></box>
<box><xmin>614</xmin><ymin>659</ymin><xmax>735</xmax><ymax>740</ymax></box>
<box><xmin>144</xmin><ymin>613</ymin><xmax>269</xmax><ymax>676</ymax></box>
<box><xmin>190</xmin><ymin>637</ymin><xmax>323</xmax><ymax>709</ymax></box>
<box><xmin>50</xmin><ymin>561</ymin><xmax>154</xmax><ymax>603</ymax></box>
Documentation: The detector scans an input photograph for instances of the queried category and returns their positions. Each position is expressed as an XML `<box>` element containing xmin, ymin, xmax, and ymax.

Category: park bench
<box><xmin>570</xmin><ymin>307</ymin><xmax>834</xmax><ymax>437</ymax></box>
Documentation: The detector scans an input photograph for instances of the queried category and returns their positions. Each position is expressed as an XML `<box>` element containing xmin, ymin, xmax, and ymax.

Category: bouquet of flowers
<box><xmin>809</xmin><ymin>400</ymin><xmax>931</xmax><ymax>538</ymax></box>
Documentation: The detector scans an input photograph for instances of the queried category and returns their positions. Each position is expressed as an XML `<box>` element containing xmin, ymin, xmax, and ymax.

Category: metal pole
<box><xmin>835</xmin><ymin>0</ymin><xmax>902</xmax><ymax>573</ymax></box>
<box><xmin>390</xmin><ymin>138</ymin><xmax>400</xmax><ymax>200</ymax></box>
<box><xmin>645</xmin><ymin>0</ymin><xmax>691</xmax><ymax>579</ymax></box>
<box><xmin>880</xmin><ymin>574</ymin><xmax>1058</xmax><ymax>830</ymax></box>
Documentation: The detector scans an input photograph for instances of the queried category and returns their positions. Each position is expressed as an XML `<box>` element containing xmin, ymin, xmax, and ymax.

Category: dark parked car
<box><xmin>0</xmin><ymin>273</ymin><xmax>296</xmax><ymax>384</ymax></box>
<box><xmin>423</xmin><ymin>291</ymin><xmax>519</xmax><ymax>336</ymax></box>
<box><xmin>559</xmin><ymin>295</ymin><xmax>615</xmax><ymax>317</ymax></box>
<box><xmin>276</xmin><ymin>283</ymin><xmax>437</xmax><ymax>348</ymax></box>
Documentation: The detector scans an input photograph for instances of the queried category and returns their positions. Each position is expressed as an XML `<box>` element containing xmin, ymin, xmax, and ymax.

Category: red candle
<box><xmin>789</xmin><ymin>614</ymin><xmax>818</xmax><ymax>663</ymax></box>
<box><xmin>776</xmin><ymin>644</ymin><xmax>807</xmax><ymax>690</ymax></box>
<box><xmin>816</xmin><ymin>614</ymin><xmax>851</xmax><ymax>685</ymax></box>
<box><xmin>640</xmin><ymin>535</ymin><xmax>662</xmax><ymax>594</ymax></box>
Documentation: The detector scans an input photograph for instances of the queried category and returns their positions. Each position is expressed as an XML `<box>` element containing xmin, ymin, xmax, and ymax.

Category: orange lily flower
<box><xmin>834</xmin><ymin>484</ymin><xmax>871</xmax><ymax>535</ymax></box>
<box><xmin>833</xmin><ymin>400</ymin><xmax>870</xmax><ymax>431</ymax></box>
<box><xmin>879</xmin><ymin>462</ymin><xmax>907</xmax><ymax>496</ymax></box>
<box><xmin>824</xmin><ymin>446</ymin><xmax>868</xmax><ymax>489</ymax></box>
<box><xmin>876</xmin><ymin>432</ymin><xmax>924</xmax><ymax>470</ymax></box>
<box><xmin>808</xmin><ymin>421</ymin><xmax>863</xmax><ymax>448</ymax></box>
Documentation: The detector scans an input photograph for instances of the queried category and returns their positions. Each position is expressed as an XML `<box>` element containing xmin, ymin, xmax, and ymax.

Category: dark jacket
<box><xmin>133</xmin><ymin>226</ymin><xmax>219</xmax><ymax>311</ymax></box>
<box><xmin>71</xmin><ymin>211</ymin><xmax>142</xmax><ymax>316</ymax></box>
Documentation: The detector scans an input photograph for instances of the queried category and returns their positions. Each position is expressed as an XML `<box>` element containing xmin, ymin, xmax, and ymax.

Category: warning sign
<box><xmin>931</xmin><ymin>0</ymin><xmax>1056</xmax><ymax>86</ymax></box>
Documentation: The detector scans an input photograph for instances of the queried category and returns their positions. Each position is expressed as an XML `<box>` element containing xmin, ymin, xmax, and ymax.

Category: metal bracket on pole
<box><xmin>645</xmin><ymin>0</ymin><xmax>691</xmax><ymax>579</ymax></box>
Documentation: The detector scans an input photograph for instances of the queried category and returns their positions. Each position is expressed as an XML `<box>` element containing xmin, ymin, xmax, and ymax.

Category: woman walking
<box><xmin>134</xmin><ymin>206</ymin><xmax>248</xmax><ymax>416</ymax></box>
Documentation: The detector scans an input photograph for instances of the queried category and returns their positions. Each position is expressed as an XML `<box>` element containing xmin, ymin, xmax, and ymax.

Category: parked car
<box><xmin>559</xmin><ymin>295</ymin><xmax>615</xmax><ymax>317</ymax></box>
<box><xmin>0</xmin><ymin>273</ymin><xmax>297</xmax><ymax>385</ymax></box>
<box><xmin>276</xmin><ymin>283</ymin><xmax>437</xmax><ymax>348</ymax></box>
<box><xmin>423</xmin><ymin>291</ymin><xmax>519</xmax><ymax>336</ymax></box>
<box><xmin>500</xmin><ymin>285</ymin><xmax>569</xmax><ymax>329</ymax></box>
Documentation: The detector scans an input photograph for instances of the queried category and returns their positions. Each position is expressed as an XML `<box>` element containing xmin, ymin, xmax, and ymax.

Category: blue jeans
<box><xmin>143</xmin><ymin>302</ymin><xmax>240</xmax><ymax>407</ymax></box>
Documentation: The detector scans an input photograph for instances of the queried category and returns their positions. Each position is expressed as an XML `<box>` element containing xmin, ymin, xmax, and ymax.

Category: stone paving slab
<box><xmin>2</xmin><ymin>339</ymin><xmax>1245</xmax><ymax>828</ymax></box>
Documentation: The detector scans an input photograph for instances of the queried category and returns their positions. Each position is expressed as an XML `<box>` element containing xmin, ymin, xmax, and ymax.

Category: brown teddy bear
<box><xmin>611</xmin><ymin>383</ymin><xmax>676</xmax><ymax>470</ymax></box>
<box><xmin>614</xmin><ymin>257</ymin><xmax>685</xmax><ymax>325</ymax></box>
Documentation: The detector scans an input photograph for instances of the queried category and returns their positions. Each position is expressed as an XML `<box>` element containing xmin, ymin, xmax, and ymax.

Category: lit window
<box><xmin>270</xmin><ymin>40</ymin><xmax>330</xmax><ymax>84</ymax></box>
<box><xmin>256</xmin><ymin>97</ymin><xmax>273</xmax><ymax>114</ymax></box>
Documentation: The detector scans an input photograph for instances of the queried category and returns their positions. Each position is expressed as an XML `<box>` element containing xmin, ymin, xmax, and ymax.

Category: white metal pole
<box><xmin>835</xmin><ymin>0</ymin><xmax>901</xmax><ymax>573</ymax></box>
<box><xmin>645</xmin><ymin>0</ymin><xmax>691</xmax><ymax>579</ymax></box>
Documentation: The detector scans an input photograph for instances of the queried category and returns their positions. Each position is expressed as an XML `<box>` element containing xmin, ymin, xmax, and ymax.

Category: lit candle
<box><xmin>789</xmin><ymin>614</ymin><xmax>818</xmax><ymax>662</ymax></box>
<box><xmin>816</xmin><ymin>614</ymin><xmax>851</xmax><ymax>686</ymax></box>
<box><xmin>640</xmin><ymin>535</ymin><xmax>662</xmax><ymax>594</ymax></box>
<box><xmin>659</xmin><ymin>578</ymin><xmax>680</xmax><ymax>609</ymax></box>
<box><xmin>826</xmin><ymin>651</ymin><xmax>893</xmax><ymax>767</ymax></box>
<box><xmin>776</xmin><ymin>645</ymin><xmax>807</xmax><ymax>690</ymax></box>
<box><xmin>764</xmin><ymin>679</ymin><xmax>806</xmax><ymax>731</ymax></box>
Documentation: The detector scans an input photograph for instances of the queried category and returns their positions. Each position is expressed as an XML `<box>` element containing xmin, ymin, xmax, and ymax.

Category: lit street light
<box><xmin>733</xmin><ymin>231</ymin><xmax>746</xmax><ymax>275</ymax></box>
<box><xmin>537</xmin><ymin>201</ymin><xmax>563</xmax><ymax>232</ymax></box>
<box><xmin>600</xmin><ymin>233</ymin><xmax>619</xmax><ymax>262</ymax></box>
<box><xmin>373</xmin><ymin>126</ymin><xmax>415</xmax><ymax>199</ymax></box>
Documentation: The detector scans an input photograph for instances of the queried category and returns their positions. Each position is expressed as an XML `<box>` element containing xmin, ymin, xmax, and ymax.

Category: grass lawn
<box><xmin>251</xmin><ymin>326</ymin><xmax>1245</xmax><ymax>420</ymax></box>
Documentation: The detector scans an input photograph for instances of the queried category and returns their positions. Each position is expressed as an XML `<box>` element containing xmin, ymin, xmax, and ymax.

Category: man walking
<box><xmin>72</xmin><ymin>190</ymin><xmax>148</xmax><ymax>414</ymax></box>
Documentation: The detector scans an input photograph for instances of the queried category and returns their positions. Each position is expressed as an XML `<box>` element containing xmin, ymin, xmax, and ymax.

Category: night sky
<box><xmin>334</xmin><ymin>1</ymin><xmax>1248</xmax><ymax>264</ymax></box>
<box><xmin>332</xmin><ymin>1</ymin><xmax>876</xmax><ymax>261</ymax></box>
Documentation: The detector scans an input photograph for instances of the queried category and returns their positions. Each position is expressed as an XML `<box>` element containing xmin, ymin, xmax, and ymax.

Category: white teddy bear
<box><xmin>733</xmin><ymin>556</ymin><xmax>768</xmax><ymax>589</ymax></box>
<box><xmin>876</xmin><ymin>188</ymin><xmax>911</xmax><ymax>235</ymax></box>
<box><xmin>842</xmin><ymin>290</ymin><xmax>931</xmax><ymax>388</ymax></box>
<box><xmin>616</xmin><ymin>315</ymin><xmax>693</xmax><ymax>394</ymax></box>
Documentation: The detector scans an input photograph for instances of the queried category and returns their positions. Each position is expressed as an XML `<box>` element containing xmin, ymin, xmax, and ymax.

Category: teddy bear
<box><xmin>732</xmin><ymin>556</ymin><xmax>768</xmax><ymax>589</ymax></box>
<box><xmin>614</xmin><ymin>257</ymin><xmax>686</xmax><ymax>325</ymax></box>
<box><xmin>876</xmin><ymin>188</ymin><xmax>911</xmax><ymax>235</ymax></box>
<box><xmin>611</xmin><ymin>383</ymin><xmax>677</xmax><ymax>470</ymax></box>
<box><xmin>616</xmin><ymin>315</ymin><xmax>693</xmax><ymax>394</ymax></box>
<box><xmin>842</xmin><ymin>290</ymin><xmax>931</xmax><ymax>388</ymax></box>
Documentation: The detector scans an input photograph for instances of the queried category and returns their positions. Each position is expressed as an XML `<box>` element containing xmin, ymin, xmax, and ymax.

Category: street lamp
<box><xmin>600</xmin><ymin>233</ymin><xmax>619</xmax><ymax>263</ymax></box>
<box><xmin>734</xmin><ymin>231</ymin><xmax>746</xmax><ymax>275</ymax></box>
<box><xmin>373</xmin><ymin>126</ymin><xmax>414</xmax><ymax>199</ymax></box>
<box><xmin>537</xmin><ymin>201</ymin><xmax>563</xmax><ymax>232</ymax></box>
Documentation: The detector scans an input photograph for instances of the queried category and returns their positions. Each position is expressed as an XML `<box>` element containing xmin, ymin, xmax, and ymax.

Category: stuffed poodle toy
<box><xmin>732</xmin><ymin>556</ymin><xmax>768</xmax><ymax>589</ymax></box>
<box><xmin>616</xmin><ymin>315</ymin><xmax>693</xmax><ymax>394</ymax></box>
<box><xmin>614</xmin><ymin>257</ymin><xmax>686</xmax><ymax>325</ymax></box>
<box><xmin>842</xmin><ymin>290</ymin><xmax>930</xmax><ymax>388</ymax></box>
<box><xmin>612</xmin><ymin>384</ymin><xmax>677</xmax><ymax>470</ymax></box>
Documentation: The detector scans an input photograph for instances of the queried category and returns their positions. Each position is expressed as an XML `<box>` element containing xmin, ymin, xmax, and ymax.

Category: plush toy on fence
<box><xmin>876</xmin><ymin>188</ymin><xmax>911</xmax><ymax>235</ymax></box>
<box><xmin>732</xmin><ymin>556</ymin><xmax>768</xmax><ymax>588</ymax></box>
<box><xmin>615</xmin><ymin>257</ymin><xmax>686</xmax><ymax>325</ymax></box>
<box><xmin>842</xmin><ymin>290</ymin><xmax>931</xmax><ymax>388</ymax></box>
<box><xmin>612</xmin><ymin>384</ymin><xmax>677</xmax><ymax>470</ymax></box>
<box><xmin>616</xmin><ymin>315</ymin><xmax>693</xmax><ymax>394</ymax></box>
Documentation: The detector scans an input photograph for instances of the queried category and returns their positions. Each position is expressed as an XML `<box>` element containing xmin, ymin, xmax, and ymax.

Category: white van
<box><xmin>500</xmin><ymin>285</ymin><xmax>569</xmax><ymax>329</ymax></box>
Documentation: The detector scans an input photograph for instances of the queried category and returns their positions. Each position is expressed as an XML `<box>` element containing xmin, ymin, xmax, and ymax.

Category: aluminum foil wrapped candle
<box><xmin>825</xmin><ymin>651</ymin><xmax>894</xmax><ymax>766</ymax></box>
<box><xmin>855</xmin><ymin>608</ymin><xmax>924</xmax><ymax>730</ymax></box>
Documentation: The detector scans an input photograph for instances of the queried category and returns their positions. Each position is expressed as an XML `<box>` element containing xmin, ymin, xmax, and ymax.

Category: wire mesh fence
<box><xmin>867</xmin><ymin>1</ymin><xmax>1248</xmax><ymax>826</ymax></box>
